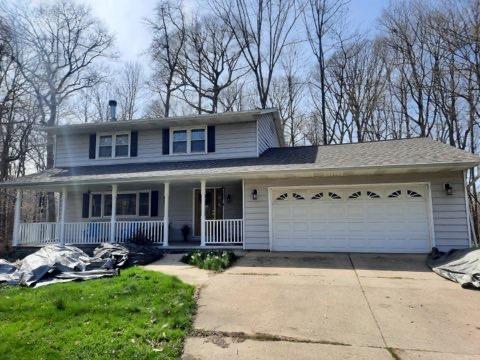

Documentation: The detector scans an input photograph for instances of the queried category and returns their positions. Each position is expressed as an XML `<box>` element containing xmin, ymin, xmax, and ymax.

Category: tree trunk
<box><xmin>47</xmin><ymin>103</ymin><xmax>57</xmax><ymax>222</ymax></box>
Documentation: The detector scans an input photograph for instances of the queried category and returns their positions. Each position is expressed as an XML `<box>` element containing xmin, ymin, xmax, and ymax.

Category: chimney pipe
<box><xmin>108</xmin><ymin>100</ymin><xmax>117</xmax><ymax>122</ymax></box>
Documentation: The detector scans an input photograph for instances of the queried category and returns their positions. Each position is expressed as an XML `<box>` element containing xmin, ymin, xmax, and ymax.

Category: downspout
<box><xmin>464</xmin><ymin>169</ymin><xmax>477</xmax><ymax>247</ymax></box>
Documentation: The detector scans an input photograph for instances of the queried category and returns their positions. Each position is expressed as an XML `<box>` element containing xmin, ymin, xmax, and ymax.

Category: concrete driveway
<box><xmin>182</xmin><ymin>252</ymin><xmax>480</xmax><ymax>360</ymax></box>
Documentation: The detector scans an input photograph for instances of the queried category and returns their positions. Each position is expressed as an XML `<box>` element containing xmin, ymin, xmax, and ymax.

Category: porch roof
<box><xmin>2</xmin><ymin>137</ymin><xmax>479</xmax><ymax>188</ymax></box>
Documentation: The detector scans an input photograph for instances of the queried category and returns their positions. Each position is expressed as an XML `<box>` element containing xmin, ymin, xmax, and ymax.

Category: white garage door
<box><xmin>271</xmin><ymin>184</ymin><xmax>431</xmax><ymax>253</ymax></box>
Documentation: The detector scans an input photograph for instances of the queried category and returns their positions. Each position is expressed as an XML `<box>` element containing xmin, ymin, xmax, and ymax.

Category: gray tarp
<box><xmin>0</xmin><ymin>244</ymin><xmax>129</xmax><ymax>287</ymax></box>
<box><xmin>427</xmin><ymin>247</ymin><xmax>480</xmax><ymax>289</ymax></box>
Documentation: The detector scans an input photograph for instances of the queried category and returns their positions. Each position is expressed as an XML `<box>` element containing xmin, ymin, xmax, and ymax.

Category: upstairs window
<box><xmin>98</xmin><ymin>135</ymin><xmax>112</xmax><ymax>158</ymax></box>
<box><xmin>115</xmin><ymin>134</ymin><xmax>129</xmax><ymax>157</ymax></box>
<box><xmin>172</xmin><ymin>130</ymin><xmax>187</xmax><ymax>154</ymax></box>
<box><xmin>191</xmin><ymin>129</ymin><xmax>206</xmax><ymax>153</ymax></box>
<box><xmin>170</xmin><ymin>127</ymin><xmax>207</xmax><ymax>155</ymax></box>
<box><xmin>97</xmin><ymin>132</ymin><xmax>130</xmax><ymax>158</ymax></box>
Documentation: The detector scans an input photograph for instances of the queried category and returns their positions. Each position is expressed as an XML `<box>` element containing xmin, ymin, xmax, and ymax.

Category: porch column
<box><xmin>163</xmin><ymin>182</ymin><xmax>169</xmax><ymax>246</ymax></box>
<box><xmin>110</xmin><ymin>184</ymin><xmax>117</xmax><ymax>243</ymax></box>
<box><xmin>59</xmin><ymin>187</ymin><xmax>67</xmax><ymax>246</ymax></box>
<box><xmin>12</xmin><ymin>189</ymin><xmax>22</xmax><ymax>246</ymax></box>
<box><xmin>200</xmin><ymin>180</ymin><xmax>206</xmax><ymax>246</ymax></box>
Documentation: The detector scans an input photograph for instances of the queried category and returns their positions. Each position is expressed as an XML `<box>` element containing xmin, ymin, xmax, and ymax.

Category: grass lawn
<box><xmin>0</xmin><ymin>267</ymin><xmax>195</xmax><ymax>360</ymax></box>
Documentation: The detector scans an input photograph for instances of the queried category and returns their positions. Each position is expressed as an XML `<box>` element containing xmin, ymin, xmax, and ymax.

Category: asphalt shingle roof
<box><xmin>3</xmin><ymin>137</ymin><xmax>479</xmax><ymax>187</ymax></box>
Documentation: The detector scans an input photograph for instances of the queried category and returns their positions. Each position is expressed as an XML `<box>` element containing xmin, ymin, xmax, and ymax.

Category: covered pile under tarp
<box><xmin>427</xmin><ymin>247</ymin><xmax>480</xmax><ymax>289</ymax></box>
<box><xmin>0</xmin><ymin>243</ymin><xmax>163</xmax><ymax>287</ymax></box>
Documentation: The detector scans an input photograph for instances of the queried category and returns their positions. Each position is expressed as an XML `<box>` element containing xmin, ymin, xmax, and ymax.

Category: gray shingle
<box><xmin>2</xmin><ymin>138</ymin><xmax>479</xmax><ymax>187</ymax></box>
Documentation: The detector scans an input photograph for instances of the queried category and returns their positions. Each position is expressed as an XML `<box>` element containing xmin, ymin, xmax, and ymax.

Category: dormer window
<box><xmin>170</xmin><ymin>127</ymin><xmax>207</xmax><ymax>155</ymax></box>
<box><xmin>97</xmin><ymin>132</ymin><xmax>130</xmax><ymax>158</ymax></box>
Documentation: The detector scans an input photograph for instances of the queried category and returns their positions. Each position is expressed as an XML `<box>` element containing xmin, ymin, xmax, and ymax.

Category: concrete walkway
<box><xmin>144</xmin><ymin>253</ymin><xmax>215</xmax><ymax>286</ymax></box>
<box><xmin>146</xmin><ymin>252</ymin><xmax>480</xmax><ymax>359</ymax></box>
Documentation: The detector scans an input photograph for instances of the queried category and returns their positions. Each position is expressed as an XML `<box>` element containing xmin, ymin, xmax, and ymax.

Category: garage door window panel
<box><xmin>292</xmin><ymin>193</ymin><xmax>305</xmax><ymax>200</ymax></box>
<box><xmin>328</xmin><ymin>192</ymin><xmax>342</xmax><ymax>200</ymax></box>
<box><xmin>311</xmin><ymin>192</ymin><xmax>324</xmax><ymax>200</ymax></box>
<box><xmin>348</xmin><ymin>191</ymin><xmax>362</xmax><ymax>199</ymax></box>
<box><xmin>407</xmin><ymin>189</ymin><xmax>423</xmax><ymax>198</ymax></box>
<box><xmin>366</xmin><ymin>191</ymin><xmax>381</xmax><ymax>198</ymax></box>
<box><xmin>388</xmin><ymin>190</ymin><xmax>402</xmax><ymax>198</ymax></box>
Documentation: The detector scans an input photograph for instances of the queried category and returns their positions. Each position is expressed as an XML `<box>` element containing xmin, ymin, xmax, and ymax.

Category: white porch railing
<box><xmin>115</xmin><ymin>220</ymin><xmax>164</xmax><ymax>244</ymax></box>
<box><xmin>17</xmin><ymin>219</ymin><xmax>242</xmax><ymax>246</ymax></box>
<box><xmin>205</xmin><ymin>219</ymin><xmax>243</xmax><ymax>245</ymax></box>
<box><xmin>64</xmin><ymin>222</ymin><xmax>111</xmax><ymax>245</ymax></box>
<box><xmin>18</xmin><ymin>222</ymin><xmax>59</xmax><ymax>246</ymax></box>
<box><xmin>16</xmin><ymin>220</ymin><xmax>164</xmax><ymax>246</ymax></box>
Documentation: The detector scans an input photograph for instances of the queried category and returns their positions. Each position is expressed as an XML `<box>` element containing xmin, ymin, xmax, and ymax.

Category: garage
<box><xmin>270</xmin><ymin>184</ymin><xmax>432</xmax><ymax>253</ymax></box>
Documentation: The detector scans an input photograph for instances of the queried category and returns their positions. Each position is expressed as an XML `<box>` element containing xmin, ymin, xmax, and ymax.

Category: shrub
<box><xmin>127</xmin><ymin>229</ymin><xmax>153</xmax><ymax>245</ymax></box>
<box><xmin>181</xmin><ymin>250</ymin><xmax>237</xmax><ymax>272</ymax></box>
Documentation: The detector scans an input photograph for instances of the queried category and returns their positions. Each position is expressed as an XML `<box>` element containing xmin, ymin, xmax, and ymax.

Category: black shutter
<box><xmin>130</xmin><ymin>131</ymin><xmax>138</xmax><ymax>157</ymax></box>
<box><xmin>82</xmin><ymin>193</ymin><xmax>90</xmax><ymax>218</ymax></box>
<box><xmin>89</xmin><ymin>134</ymin><xmax>96</xmax><ymax>159</ymax></box>
<box><xmin>151</xmin><ymin>190</ymin><xmax>159</xmax><ymax>217</ymax></box>
<box><xmin>207</xmin><ymin>125</ymin><xmax>215</xmax><ymax>152</ymax></box>
<box><xmin>162</xmin><ymin>128</ymin><xmax>170</xmax><ymax>155</ymax></box>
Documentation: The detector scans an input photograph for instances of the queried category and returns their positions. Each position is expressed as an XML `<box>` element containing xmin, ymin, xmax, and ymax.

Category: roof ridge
<box><xmin>269</xmin><ymin>137</ymin><xmax>429</xmax><ymax>150</ymax></box>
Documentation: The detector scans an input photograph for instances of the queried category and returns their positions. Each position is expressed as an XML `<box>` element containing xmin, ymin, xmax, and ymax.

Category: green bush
<box><xmin>181</xmin><ymin>250</ymin><xmax>237</xmax><ymax>272</ymax></box>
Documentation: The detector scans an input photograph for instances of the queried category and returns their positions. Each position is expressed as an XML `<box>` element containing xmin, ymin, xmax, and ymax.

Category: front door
<box><xmin>194</xmin><ymin>188</ymin><xmax>224</xmax><ymax>236</ymax></box>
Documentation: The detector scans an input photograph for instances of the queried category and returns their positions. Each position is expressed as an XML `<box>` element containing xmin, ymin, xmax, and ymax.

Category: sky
<box><xmin>82</xmin><ymin>0</ymin><xmax>387</xmax><ymax>65</ymax></box>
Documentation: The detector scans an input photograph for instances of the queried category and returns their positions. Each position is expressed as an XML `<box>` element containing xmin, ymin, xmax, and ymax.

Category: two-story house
<box><xmin>2</xmin><ymin>106</ymin><xmax>479</xmax><ymax>253</ymax></box>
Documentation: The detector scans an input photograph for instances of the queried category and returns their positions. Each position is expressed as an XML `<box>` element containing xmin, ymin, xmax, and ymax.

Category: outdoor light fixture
<box><xmin>444</xmin><ymin>183</ymin><xmax>453</xmax><ymax>195</ymax></box>
<box><xmin>252</xmin><ymin>189</ymin><xmax>258</xmax><ymax>200</ymax></box>
<box><xmin>226</xmin><ymin>194</ymin><xmax>232</xmax><ymax>203</ymax></box>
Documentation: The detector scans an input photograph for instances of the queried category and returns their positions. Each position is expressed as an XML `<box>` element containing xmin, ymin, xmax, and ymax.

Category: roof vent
<box><xmin>108</xmin><ymin>100</ymin><xmax>117</xmax><ymax>122</ymax></box>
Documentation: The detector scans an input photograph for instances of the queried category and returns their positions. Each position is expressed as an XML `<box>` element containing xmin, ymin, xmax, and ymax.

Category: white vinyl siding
<box><xmin>55</xmin><ymin>121</ymin><xmax>258</xmax><ymax>167</ymax></box>
<box><xmin>244</xmin><ymin>171</ymin><xmax>470</xmax><ymax>252</ymax></box>
<box><xmin>257</xmin><ymin>113</ymin><xmax>280</xmax><ymax>155</ymax></box>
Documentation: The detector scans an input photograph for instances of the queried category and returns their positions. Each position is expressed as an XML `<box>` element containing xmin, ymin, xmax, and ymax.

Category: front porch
<box><xmin>12</xmin><ymin>179</ymin><xmax>244</xmax><ymax>249</ymax></box>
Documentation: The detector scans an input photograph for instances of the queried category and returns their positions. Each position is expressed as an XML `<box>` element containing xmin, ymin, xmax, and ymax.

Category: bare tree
<box><xmin>380</xmin><ymin>1</ymin><xmax>438</xmax><ymax>138</ymax></box>
<box><xmin>269</xmin><ymin>49</ymin><xmax>306</xmax><ymax>146</ymax></box>
<box><xmin>4</xmin><ymin>0</ymin><xmax>113</xmax><ymax>221</ymax></box>
<box><xmin>304</xmin><ymin>0</ymin><xmax>349</xmax><ymax>144</ymax></box>
<box><xmin>115</xmin><ymin>62</ymin><xmax>144</xmax><ymax>121</ymax></box>
<box><xmin>212</xmin><ymin>0</ymin><xmax>302</xmax><ymax>108</ymax></box>
<box><xmin>178</xmin><ymin>16</ymin><xmax>245</xmax><ymax>113</ymax></box>
<box><xmin>147</xmin><ymin>0</ymin><xmax>186</xmax><ymax>117</ymax></box>
<box><xmin>0</xmin><ymin>18</ymin><xmax>40</xmax><ymax>249</ymax></box>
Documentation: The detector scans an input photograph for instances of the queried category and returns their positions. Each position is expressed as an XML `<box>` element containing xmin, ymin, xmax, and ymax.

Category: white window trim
<box><xmin>89</xmin><ymin>190</ymin><xmax>151</xmax><ymax>219</ymax></box>
<box><xmin>96</xmin><ymin>131</ymin><xmax>131</xmax><ymax>159</ymax></box>
<box><xmin>169</xmin><ymin>126</ymin><xmax>207</xmax><ymax>155</ymax></box>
